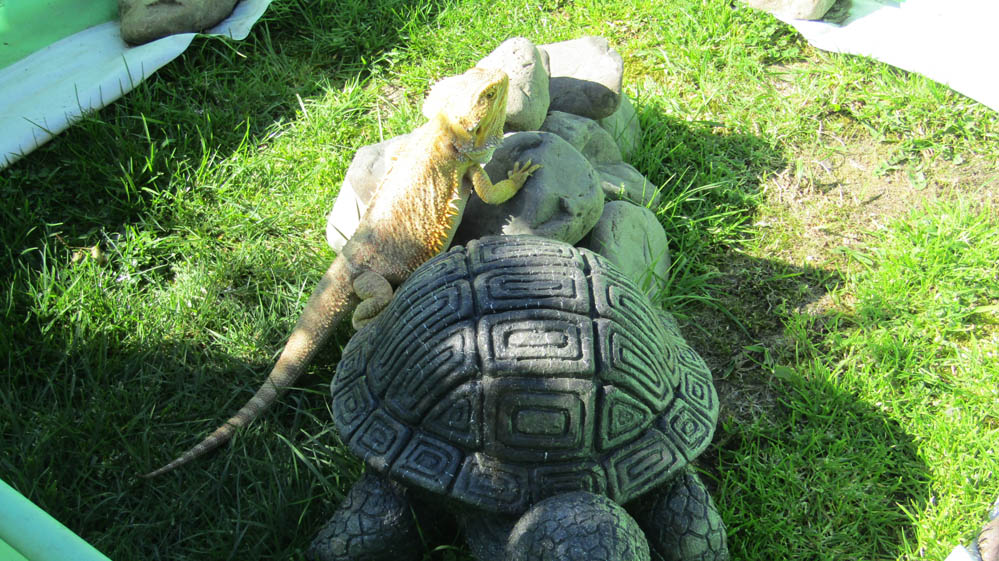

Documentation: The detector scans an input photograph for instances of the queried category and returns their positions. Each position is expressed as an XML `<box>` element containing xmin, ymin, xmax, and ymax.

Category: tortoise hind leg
<box><xmin>632</xmin><ymin>467</ymin><xmax>729</xmax><ymax>561</ymax></box>
<box><xmin>307</xmin><ymin>472</ymin><xmax>421</xmax><ymax>561</ymax></box>
<box><xmin>351</xmin><ymin>271</ymin><xmax>394</xmax><ymax>329</ymax></box>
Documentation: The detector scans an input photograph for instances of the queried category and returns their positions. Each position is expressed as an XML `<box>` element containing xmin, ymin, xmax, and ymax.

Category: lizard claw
<box><xmin>508</xmin><ymin>159</ymin><xmax>541</xmax><ymax>189</ymax></box>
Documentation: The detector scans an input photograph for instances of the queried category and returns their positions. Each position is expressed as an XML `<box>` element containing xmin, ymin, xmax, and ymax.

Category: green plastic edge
<box><xmin>0</xmin><ymin>479</ymin><xmax>111</xmax><ymax>561</ymax></box>
<box><xmin>0</xmin><ymin>538</ymin><xmax>29</xmax><ymax>561</ymax></box>
<box><xmin>0</xmin><ymin>0</ymin><xmax>119</xmax><ymax>69</ymax></box>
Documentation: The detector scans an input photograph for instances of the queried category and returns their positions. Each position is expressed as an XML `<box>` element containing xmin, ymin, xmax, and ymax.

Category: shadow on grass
<box><xmin>679</xmin><ymin>251</ymin><xmax>930</xmax><ymax>558</ymax></box>
<box><xmin>688</xmin><ymin>249</ymin><xmax>929</xmax><ymax>559</ymax></box>
<box><xmin>633</xmin><ymin>108</ymin><xmax>929</xmax><ymax>558</ymax></box>
<box><xmin>0</xmin><ymin>298</ymin><xmax>365</xmax><ymax>559</ymax></box>
<box><xmin>713</xmin><ymin>361</ymin><xmax>929</xmax><ymax>560</ymax></box>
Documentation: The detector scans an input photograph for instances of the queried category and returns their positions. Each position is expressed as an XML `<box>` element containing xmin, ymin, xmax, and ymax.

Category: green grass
<box><xmin>2</xmin><ymin>0</ymin><xmax>998</xmax><ymax>559</ymax></box>
<box><xmin>720</xmin><ymin>198</ymin><xmax>999</xmax><ymax>559</ymax></box>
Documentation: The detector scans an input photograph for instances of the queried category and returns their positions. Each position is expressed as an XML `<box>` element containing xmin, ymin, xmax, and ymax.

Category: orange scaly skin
<box><xmin>144</xmin><ymin>67</ymin><xmax>539</xmax><ymax>478</ymax></box>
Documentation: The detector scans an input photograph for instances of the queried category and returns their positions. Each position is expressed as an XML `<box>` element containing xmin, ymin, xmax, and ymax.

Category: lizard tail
<box><xmin>142</xmin><ymin>257</ymin><xmax>359</xmax><ymax>478</ymax></box>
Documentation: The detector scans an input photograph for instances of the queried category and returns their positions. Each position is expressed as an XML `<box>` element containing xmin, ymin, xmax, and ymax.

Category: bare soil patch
<box><xmin>681</xmin><ymin>121</ymin><xmax>997</xmax><ymax>426</ymax></box>
<box><xmin>758</xmin><ymin>125</ymin><xmax>998</xmax><ymax>270</ymax></box>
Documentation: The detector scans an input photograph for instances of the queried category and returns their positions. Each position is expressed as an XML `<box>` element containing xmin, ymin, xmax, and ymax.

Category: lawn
<box><xmin>2</xmin><ymin>0</ymin><xmax>997</xmax><ymax>560</ymax></box>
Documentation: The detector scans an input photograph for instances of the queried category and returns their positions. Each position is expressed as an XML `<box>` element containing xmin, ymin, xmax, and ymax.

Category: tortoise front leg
<box><xmin>503</xmin><ymin>492</ymin><xmax>651</xmax><ymax>561</ymax></box>
<box><xmin>308</xmin><ymin>472</ymin><xmax>420</xmax><ymax>561</ymax></box>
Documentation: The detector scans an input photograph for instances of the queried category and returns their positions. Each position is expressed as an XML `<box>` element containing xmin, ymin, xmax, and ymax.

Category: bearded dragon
<box><xmin>144</xmin><ymin>67</ymin><xmax>539</xmax><ymax>477</ymax></box>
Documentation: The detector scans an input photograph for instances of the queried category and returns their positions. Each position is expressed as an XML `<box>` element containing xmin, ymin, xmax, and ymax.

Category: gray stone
<box><xmin>597</xmin><ymin>95</ymin><xmax>642</xmax><ymax>161</ymax></box>
<box><xmin>597</xmin><ymin>161</ymin><xmax>662</xmax><ymax>209</ymax></box>
<box><xmin>538</xmin><ymin>36</ymin><xmax>624</xmax><ymax>120</ymax></box>
<box><xmin>540</xmin><ymin>111</ymin><xmax>622</xmax><ymax>166</ymax></box>
<box><xmin>118</xmin><ymin>0</ymin><xmax>238</xmax><ymax>44</ymax></box>
<box><xmin>477</xmin><ymin>37</ymin><xmax>551</xmax><ymax>132</ymax></box>
<box><xmin>325</xmin><ymin>134</ymin><xmax>410</xmax><ymax>251</ymax></box>
<box><xmin>581</xmin><ymin>200</ymin><xmax>670</xmax><ymax>295</ymax></box>
<box><xmin>453</xmin><ymin>132</ymin><xmax>604</xmax><ymax>246</ymax></box>
<box><xmin>742</xmin><ymin>0</ymin><xmax>836</xmax><ymax>20</ymax></box>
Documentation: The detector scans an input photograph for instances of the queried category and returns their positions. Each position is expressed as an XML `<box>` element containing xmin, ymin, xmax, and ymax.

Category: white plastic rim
<box><xmin>0</xmin><ymin>0</ymin><xmax>273</xmax><ymax>169</ymax></box>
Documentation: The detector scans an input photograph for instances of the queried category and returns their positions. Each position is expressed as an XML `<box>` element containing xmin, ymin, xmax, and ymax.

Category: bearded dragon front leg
<box><xmin>471</xmin><ymin>159</ymin><xmax>541</xmax><ymax>204</ymax></box>
<box><xmin>351</xmin><ymin>270</ymin><xmax>393</xmax><ymax>329</ymax></box>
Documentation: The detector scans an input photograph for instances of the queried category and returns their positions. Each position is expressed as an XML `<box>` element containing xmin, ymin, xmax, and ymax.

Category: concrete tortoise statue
<box><xmin>309</xmin><ymin>235</ymin><xmax>729</xmax><ymax>561</ymax></box>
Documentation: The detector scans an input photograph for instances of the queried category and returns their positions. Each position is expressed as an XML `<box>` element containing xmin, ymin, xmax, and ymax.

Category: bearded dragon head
<box><xmin>423</xmin><ymin>67</ymin><xmax>509</xmax><ymax>160</ymax></box>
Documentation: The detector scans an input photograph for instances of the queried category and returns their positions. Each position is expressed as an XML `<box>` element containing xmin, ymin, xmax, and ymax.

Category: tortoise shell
<box><xmin>330</xmin><ymin>235</ymin><xmax>718</xmax><ymax>515</ymax></box>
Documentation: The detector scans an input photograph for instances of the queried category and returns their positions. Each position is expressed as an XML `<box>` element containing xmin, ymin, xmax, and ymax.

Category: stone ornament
<box><xmin>539</xmin><ymin>36</ymin><xmax>624</xmax><ymax>120</ymax></box>
<box><xmin>325</xmin><ymin>36</ymin><xmax>671</xmax><ymax>294</ymax></box>
<box><xmin>582</xmin><ymin>200</ymin><xmax>671</xmax><ymax>296</ymax></box>
<box><xmin>118</xmin><ymin>0</ymin><xmax>238</xmax><ymax>44</ymax></box>
<box><xmin>598</xmin><ymin>94</ymin><xmax>642</xmax><ymax>161</ymax></box>
<box><xmin>742</xmin><ymin>0</ymin><xmax>837</xmax><ymax>20</ymax></box>
<box><xmin>308</xmin><ymin>235</ymin><xmax>728</xmax><ymax>561</ymax></box>
<box><xmin>478</xmin><ymin>37</ymin><xmax>552</xmax><ymax>132</ymax></box>
<box><xmin>540</xmin><ymin>110</ymin><xmax>624</xmax><ymax>165</ymax></box>
<box><xmin>452</xmin><ymin>131</ymin><xmax>605</xmax><ymax>246</ymax></box>
<box><xmin>596</xmin><ymin>160</ymin><xmax>663</xmax><ymax>209</ymax></box>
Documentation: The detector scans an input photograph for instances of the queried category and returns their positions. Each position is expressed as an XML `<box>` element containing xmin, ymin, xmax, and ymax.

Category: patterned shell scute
<box><xmin>331</xmin><ymin>235</ymin><xmax>719</xmax><ymax>514</ymax></box>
